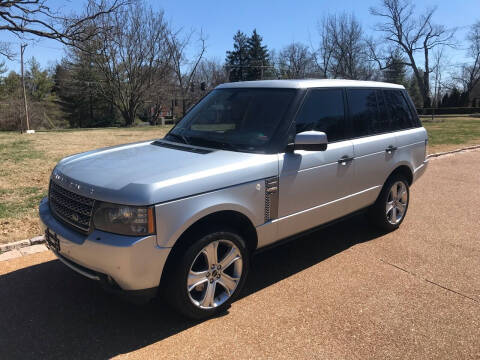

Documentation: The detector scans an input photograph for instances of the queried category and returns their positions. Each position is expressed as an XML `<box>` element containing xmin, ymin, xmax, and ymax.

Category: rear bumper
<box><xmin>413</xmin><ymin>159</ymin><xmax>429</xmax><ymax>183</ymax></box>
<box><xmin>39</xmin><ymin>197</ymin><xmax>171</xmax><ymax>295</ymax></box>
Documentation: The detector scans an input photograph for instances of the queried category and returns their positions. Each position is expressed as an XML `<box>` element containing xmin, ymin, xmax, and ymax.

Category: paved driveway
<box><xmin>0</xmin><ymin>150</ymin><xmax>479</xmax><ymax>359</ymax></box>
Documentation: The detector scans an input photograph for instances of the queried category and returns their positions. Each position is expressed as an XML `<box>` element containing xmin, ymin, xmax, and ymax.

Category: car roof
<box><xmin>216</xmin><ymin>79</ymin><xmax>404</xmax><ymax>90</ymax></box>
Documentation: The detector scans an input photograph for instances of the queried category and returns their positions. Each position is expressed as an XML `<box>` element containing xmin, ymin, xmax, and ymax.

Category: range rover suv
<box><xmin>39</xmin><ymin>79</ymin><xmax>428</xmax><ymax>319</ymax></box>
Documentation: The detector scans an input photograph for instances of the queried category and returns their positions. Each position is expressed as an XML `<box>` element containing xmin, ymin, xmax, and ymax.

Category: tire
<box><xmin>164</xmin><ymin>228</ymin><xmax>249</xmax><ymax>320</ymax></box>
<box><xmin>368</xmin><ymin>174</ymin><xmax>410</xmax><ymax>232</ymax></box>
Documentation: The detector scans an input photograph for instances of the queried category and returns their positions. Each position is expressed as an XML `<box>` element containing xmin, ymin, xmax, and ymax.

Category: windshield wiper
<box><xmin>187</xmin><ymin>137</ymin><xmax>239</xmax><ymax>152</ymax></box>
<box><xmin>166</xmin><ymin>132</ymin><xmax>190</xmax><ymax>145</ymax></box>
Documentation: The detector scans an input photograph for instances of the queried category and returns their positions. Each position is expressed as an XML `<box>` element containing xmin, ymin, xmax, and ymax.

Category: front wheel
<box><xmin>369</xmin><ymin>175</ymin><xmax>410</xmax><ymax>232</ymax></box>
<box><xmin>165</xmin><ymin>229</ymin><xmax>249</xmax><ymax>319</ymax></box>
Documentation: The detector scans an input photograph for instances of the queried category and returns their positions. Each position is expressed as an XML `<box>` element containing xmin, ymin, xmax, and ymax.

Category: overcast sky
<box><xmin>2</xmin><ymin>0</ymin><xmax>479</xmax><ymax>73</ymax></box>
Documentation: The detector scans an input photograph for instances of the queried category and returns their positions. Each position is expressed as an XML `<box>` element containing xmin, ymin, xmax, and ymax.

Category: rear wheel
<box><xmin>369</xmin><ymin>175</ymin><xmax>410</xmax><ymax>232</ymax></box>
<box><xmin>165</xmin><ymin>228</ymin><xmax>249</xmax><ymax>319</ymax></box>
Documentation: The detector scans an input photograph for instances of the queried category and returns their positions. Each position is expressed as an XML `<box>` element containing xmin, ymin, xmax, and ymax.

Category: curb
<box><xmin>0</xmin><ymin>235</ymin><xmax>45</xmax><ymax>253</ymax></box>
<box><xmin>427</xmin><ymin>144</ymin><xmax>480</xmax><ymax>159</ymax></box>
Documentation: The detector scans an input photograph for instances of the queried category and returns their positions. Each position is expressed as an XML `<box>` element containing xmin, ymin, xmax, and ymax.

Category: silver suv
<box><xmin>39</xmin><ymin>79</ymin><xmax>428</xmax><ymax>319</ymax></box>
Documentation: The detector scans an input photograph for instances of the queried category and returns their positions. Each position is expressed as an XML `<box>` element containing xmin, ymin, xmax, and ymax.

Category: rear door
<box><xmin>276</xmin><ymin>88</ymin><xmax>355</xmax><ymax>238</ymax></box>
<box><xmin>384</xmin><ymin>89</ymin><xmax>427</xmax><ymax>171</ymax></box>
<box><xmin>347</xmin><ymin>88</ymin><xmax>398</xmax><ymax>212</ymax></box>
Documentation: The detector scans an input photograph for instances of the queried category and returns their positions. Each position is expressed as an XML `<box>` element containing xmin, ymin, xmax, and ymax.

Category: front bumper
<box><xmin>39</xmin><ymin>197</ymin><xmax>171</xmax><ymax>295</ymax></box>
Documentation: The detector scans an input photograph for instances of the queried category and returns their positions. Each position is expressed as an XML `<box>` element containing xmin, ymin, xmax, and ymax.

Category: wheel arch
<box><xmin>159</xmin><ymin>209</ymin><xmax>258</xmax><ymax>289</ymax></box>
<box><xmin>386</xmin><ymin>164</ymin><xmax>414</xmax><ymax>186</ymax></box>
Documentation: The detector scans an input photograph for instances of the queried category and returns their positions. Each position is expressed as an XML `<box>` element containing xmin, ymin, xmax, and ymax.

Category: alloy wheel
<box><xmin>187</xmin><ymin>239</ymin><xmax>243</xmax><ymax>309</ymax></box>
<box><xmin>386</xmin><ymin>181</ymin><xmax>408</xmax><ymax>225</ymax></box>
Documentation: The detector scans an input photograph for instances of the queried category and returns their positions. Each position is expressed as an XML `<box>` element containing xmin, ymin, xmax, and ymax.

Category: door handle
<box><xmin>385</xmin><ymin>145</ymin><xmax>398</xmax><ymax>154</ymax></box>
<box><xmin>338</xmin><ymin>155</ymin><xmax>354</xmax><ymax>165</ymax></box>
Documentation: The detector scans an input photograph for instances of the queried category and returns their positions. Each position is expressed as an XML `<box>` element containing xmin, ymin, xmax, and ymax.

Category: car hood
<box><xmin>52</xmin><ymin>140</ymin><xmax>279</xmax><ymax>205</ymax></box>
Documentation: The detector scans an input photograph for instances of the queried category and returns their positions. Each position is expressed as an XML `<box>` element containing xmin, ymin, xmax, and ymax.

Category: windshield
<box><xmin>165</xmin><ymin>88</ymin><xmax>297</xmax><ymax>153</ymax></box>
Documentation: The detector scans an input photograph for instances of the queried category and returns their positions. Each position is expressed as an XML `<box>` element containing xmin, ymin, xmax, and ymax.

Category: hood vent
<box><xmin>152</xmin><ymin>141</ymin><xmax>213</xmax><ymax>154</ymax></box>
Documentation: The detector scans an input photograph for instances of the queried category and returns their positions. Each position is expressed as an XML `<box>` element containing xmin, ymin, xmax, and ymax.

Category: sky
<box><xmin>2</xmin><ymin>0</ymin><xmax>480</xmax><ymax>73</ymax></box>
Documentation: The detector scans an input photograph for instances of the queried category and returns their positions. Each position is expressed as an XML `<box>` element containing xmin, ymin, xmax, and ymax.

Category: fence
<box><xmin>416</xmin><ymin>107</ymin><xmax>480</xmax><ymax>116</ymax></box>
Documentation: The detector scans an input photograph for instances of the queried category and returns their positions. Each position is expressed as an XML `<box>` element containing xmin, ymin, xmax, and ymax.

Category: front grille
<box><xmin>49</xmin><ymin>181</ymin><xmax>95</xmax><ymax>233</ymax></box>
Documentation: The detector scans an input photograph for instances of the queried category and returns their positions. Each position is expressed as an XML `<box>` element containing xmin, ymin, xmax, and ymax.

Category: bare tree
<box><xmin>146</xmin><ymin>77</ymin><xmax>175</xmax><ymax>125</ymax></box>
<box><xmin>195</xmin><ymin>58</ymin><xmax>227</xmax><ymax>90</ymax></box>
<box><xmin>431</xmin><ymin>47</ymin><xmax>449</xmax><ymax>107</ymax></box>
<box><xmin>0</xmin><ymin>60</ymin><xmax>6</xmax><ymax>77</ymax></box>
<box><xmin>0</xmin><ymin>0</ymin><xmax>127</xmax><ymax>59</ymax></box>
<box><xmin>315</xmin><ymin>13</ymin><xmax>374</xmax><ymax>80</ymax></box>
<box><xmin>167</xmin><ymin>29</ymin><xmax>206</xmax><ymax>117</ymax></box>
<box><xmin>459</xmin><ymin>21</ymin><xmax>480</xmax><ymax>103</ymax></box>
<box><xmin>314</xmin><ymin>18</ymin><xmax>334</xmax><ymax>78</ymax></box>
<box><xmin>277</xmin><ymin>42</ymin><xmax>317</xmax><ymax>79</ymax></box>
<box><xmin>92</xmin><ymin>4</ymin><xmax>171</xmax><ymax>126</ymax></box>
<box><xmin>0</xmin><ymin>42</ymin><xmax>15</xmax><ymax>60</ymax></box>
<box><xmin>370</xmin><ymin>0</ymin><xmax>456</xmax><ymax>107</ymax></box>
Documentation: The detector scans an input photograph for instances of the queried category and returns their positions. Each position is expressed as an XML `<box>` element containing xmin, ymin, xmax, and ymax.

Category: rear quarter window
<box><xmin>383</xmin><ymin>90</ymin><xmax>417</xmax><ymax>130</ymax></box>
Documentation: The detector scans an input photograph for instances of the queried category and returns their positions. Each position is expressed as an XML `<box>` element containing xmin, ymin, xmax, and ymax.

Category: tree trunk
<box><xmin>408</xmin><ymin>55</ymin><xmax>430</xmax><ymax>108</ymax></box>
<box><xmin>121</xmin><ymin>109</ymin><xmax>135</xmax><ymax>126</ymax></box>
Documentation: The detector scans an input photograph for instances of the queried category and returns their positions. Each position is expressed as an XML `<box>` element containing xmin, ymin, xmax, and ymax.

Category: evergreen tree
<box><xmin>246</xmin><ymin>29</ymin><xmax>270</xmax><ymax>80</ymax></box>
<box><xmin>55</xmin><ymin>47</ymin><xmax>118</xmax><ymax>128</ymax></box>
<box><xmin>0</xmin><ymin>60</ymin><xmax>6</xmax><ymax>80</ymax></box>
<box><xmin>459</xmin><ymin>91</ymin><xmax>470</xmax><ymax>107</ymax></box>
<box><xmin>440</xmin><ymin>88</ymin><xmax>469</xmax><ymax>108</ymax></box>
<box><xmin>26</xmin><ymin>57</ymin><xmax>54</xmax><ymax>101</ymax></box>
<box><xmin>449</xmin><ymin>87</ymin><xmax>461</xmax><ymax>107</ymax></box>
<box><xmin>405</xmin><ymin>74</ymin><xmax>422</xmax><ymax>108</ymax></box>
<box><xmin>225</xmin><ymin>31</ymin><xmax>249</xmax><ymax>82</ymax></box>
<box><xmin>0</xmin><ymin>71</ymin><xmax>20</xmax><ymax>100</ymax></box>
<box><xmin>383</xmin><ymin>50</ymin><xmax>407</xmax><ymax>86</ymax></box>
<box><xmin>441</xmin><ymin>93</ymin><xmax>449</xmax><ymax>107</ymax></box>
<box><xmin>0</xmin><ymin>63</ymin><xmax>11</xmax><ymax>99</ymax></box>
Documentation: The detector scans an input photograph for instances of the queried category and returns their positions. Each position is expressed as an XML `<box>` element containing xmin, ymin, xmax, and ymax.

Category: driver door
<box><xmin>276</xmin><ymin>88</ymin><xmax>355</xmax><ymax>239</ymax></box>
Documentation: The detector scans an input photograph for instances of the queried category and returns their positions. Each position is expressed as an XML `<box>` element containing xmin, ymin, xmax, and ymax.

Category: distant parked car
<box><xmin>39</xmin><ymin>79</ymin><xmax>428</xmax><ymax>319</ymax></box>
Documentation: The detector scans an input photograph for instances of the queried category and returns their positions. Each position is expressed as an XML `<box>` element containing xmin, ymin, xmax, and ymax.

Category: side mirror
<box><xmin>292</xmin><ymin>131</ymin><xmax>328</xmax><ymax>151</ymax></box>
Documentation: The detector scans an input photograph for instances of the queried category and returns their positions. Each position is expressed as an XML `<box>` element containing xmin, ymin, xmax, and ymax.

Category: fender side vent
<box><xmin>265</xmin><ymin>177</ymin><xmax>279</xmax><ymax>222</ymax></box>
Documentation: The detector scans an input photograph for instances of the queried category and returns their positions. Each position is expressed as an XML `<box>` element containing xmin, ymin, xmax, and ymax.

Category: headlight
<box><xmin>93</xmin><ymin>202</ymin><xmax>155</xmax><ymax>236</ymax></box>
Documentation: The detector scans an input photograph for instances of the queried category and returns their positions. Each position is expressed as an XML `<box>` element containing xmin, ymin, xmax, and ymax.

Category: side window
<box><xmin>375</xmin><ymin>90</ymin><xmax>391</xmax><ymax>133</ymax></box>
<box><xmin>347</xmin><ymin>89</ymin><xmax>378</xmax><ymax>137</ymax></box>
<box><xmin>383</xmin><ymin>90</ymin><xmax>415</xmax><ymax>130</ymax></box>
<box><xmin>295</xmin><ymin>89</ymin><xmax>346</xmax><ymax>142</ymax></box>
<box><xmin>401</xmin><ymin>90</ymin><xmax>421</xmax><ymax>127</ymax></box>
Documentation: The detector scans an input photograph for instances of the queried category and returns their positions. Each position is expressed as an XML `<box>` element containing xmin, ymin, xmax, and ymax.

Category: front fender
<box><xmin>154</xmin><ymin>180</ymin><xmax>267</xmax><ymax>248</ymax></box>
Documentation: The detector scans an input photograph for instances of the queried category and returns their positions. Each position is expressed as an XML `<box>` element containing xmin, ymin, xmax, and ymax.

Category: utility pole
<box><xmin>20</xmin><ymin>44</ymin><xmax>30</xmax><ymax>133</ymax></box>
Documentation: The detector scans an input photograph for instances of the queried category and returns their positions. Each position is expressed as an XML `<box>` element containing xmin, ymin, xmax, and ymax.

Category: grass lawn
<box><xmin>0</xmin><ymin>117</ymin><xmax>479</xmax><ymax>244</ymax></box>
<box><xmin>422</xmin><ymin>116</ymin><xmax>480</xmax><ymax>153</ymax></box>
<box><xmin>0</xmin><ymin>126</ymin><xmax>171</xmax><ymax>244</ymax></box>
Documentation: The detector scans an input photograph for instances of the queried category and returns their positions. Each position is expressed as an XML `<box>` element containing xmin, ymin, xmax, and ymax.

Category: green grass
<box><xmin>0</xmin><ymin>187</ymin><xmax>47</xmax><ymax>219</ymax></box>
<box><xmin>0</xmin><ymin>126</ymin><xmax>172</xmax><ymax>243</ymax></box>
<box><xmin>0</xmin><ymin>139</ymin><xmax>44</xmax><ymax>162</ymax></box>
<box><xmin>423</xmin><ymin>117</ymin><xmax>480</xmax><ymax>146</ymax></box>
<box><xmin>0</xmin><ymin>201</ymin><xmax>24</xmax><ymax>219</ymax></box>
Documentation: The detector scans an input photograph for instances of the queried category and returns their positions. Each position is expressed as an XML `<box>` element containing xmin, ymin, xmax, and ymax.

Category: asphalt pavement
<box><xmin>0</xmin><ymin>150</ymin><xmax>479</xmax><ymax>359</ymax></box>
